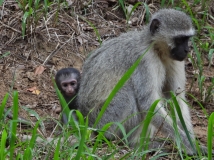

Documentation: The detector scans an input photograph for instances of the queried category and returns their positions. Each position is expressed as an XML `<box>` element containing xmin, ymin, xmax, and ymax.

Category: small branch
<box><xmin>0</xmin><ymin>21</ymin><xmax>22</xmax><ymax>34</ymax></box>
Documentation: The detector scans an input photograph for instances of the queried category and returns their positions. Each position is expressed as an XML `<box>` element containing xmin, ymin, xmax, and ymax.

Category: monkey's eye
<box><xmin>70</xmin><ymin>81</ymin><xmax>76</xmax><ymax>86</ymax></box>
<box><xmin>63</xmin><ymin>83</ymin><xmax>68</xmax><ymax>87</ymax></box>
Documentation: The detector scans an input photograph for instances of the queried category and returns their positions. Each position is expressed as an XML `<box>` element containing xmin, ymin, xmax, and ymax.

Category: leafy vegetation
<box><xmin>0</xmin><ymin>0</ymin><xmax>213</xmax><ymax>159</ymax></box>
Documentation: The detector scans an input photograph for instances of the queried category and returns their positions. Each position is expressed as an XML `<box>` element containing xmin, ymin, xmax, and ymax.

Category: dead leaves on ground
<box><xmin>26</xmin><ymin>65</ymin><xmax>45</xmax><ymax>95</ymax></box>
<box><xmin>27</xmin><ymin>86</ymin><xmax>40</xmax><ymax>95</ymax></box>
<box><xmin>34</xmin><ymin>65</ymin><xmax>45</xmax><ymax>76</ymax></box>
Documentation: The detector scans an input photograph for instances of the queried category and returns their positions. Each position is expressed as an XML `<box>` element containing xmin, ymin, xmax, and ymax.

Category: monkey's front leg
<box><xmin>176</xmin><ymin>96</ymin><xmax>194</xmax><ymax>134</ymax></box>
<box><xmin>165</xmin><ymin>63</ymin><xmax>194</xmax><ymax>137</ymax></box>
<box><xmin>150</xmin><ymin>103</ymin><xmax>195</xmax><ymax>155</ymax></box>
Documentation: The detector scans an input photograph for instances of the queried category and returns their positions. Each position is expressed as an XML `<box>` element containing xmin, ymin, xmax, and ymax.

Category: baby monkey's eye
<box><xmin>63</xmin><ymin>83</ymin><xmax>68</xmax><ymax>87</ymax></box>
<box><xmin>71</xmin><ymin>82</ymin><xmax>76</xmax><ymax>86</ymax></box>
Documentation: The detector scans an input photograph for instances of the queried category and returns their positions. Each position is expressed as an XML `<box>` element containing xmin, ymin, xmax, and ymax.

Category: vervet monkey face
<box><xmin>61</xmin><ymin>77</ymin><xmax>78</xmax><ymax>97</ymax></box>
<box><xmin>170</xmin><ymin>36</ymin><xmax>191</xmax><ymax>61</ymax></box>
<box><xmin>150</xmin><ymin>17</ymin><xmax>194</xmax><ymax>62</ymax></box>
<box><xmin>55</xmin><ymin>68</ymin><xmax>80</xmax><ymax>98</ymax></box>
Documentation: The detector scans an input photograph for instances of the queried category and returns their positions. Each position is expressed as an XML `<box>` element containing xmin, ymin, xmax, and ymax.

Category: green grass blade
<box><xmin>53</xmin><ymin>80</ymin><xmax>70</xmax><ymax>122</ymax></box>
<box><xmin>143</xmin><ymin>3</ymin><xmax>150</xmax><ymax>23</ymax></box>
<box><xmin>44</xmin><ymin>0</ymin><xmax>49</xmax><ymax>15</ymax></box>
<box><xmin>198</xmin><ymin>75</ymin><xmax>205</xmax><ymax>100</ymax></box>
<box><xmin>187</xmin><ymin>93</ymin><xmax>208</xmax><ymax>117</ymax></box>
<box><xmin>66</xmin><ymin>110</ymin><xmax>84</xmax><ymax>138</ymax></box>
<box><xmin>9</xmin><ymin>91</ymin><xmax>19</xmax><ymax>160</ymax></box>
<box><xmin>23</xmin><ymin>148</ymin><xmax>32</xmax><ymax>160</ymax></box>
<box><xmin>119</xmin><ymin>0</ymin><xmax>127</xmax><ymax>19</ymax></box>
<box><xmin>75</xmin><ymin>110</ymin><xmax>85</xmax><ymax>125</ymax></box>
<box><xmin>0</xmin><ymin>51</ymin><xmax>10</xmax><ymax>59</ymax></box>
<box><xmin>0</xmin><ymin>0</ymin><xmax>3</xmax><ymax>6</ymax></box>
<box><xmin>83</xmin><ymin>19</ymin><xmax>102</xmax><ymax>45</ymax></box>
<box><xmin>16</xmin><ymin>153</ymin><xmax>23</xmax><ymax>160</ymax></box>
<box><xmin>34</xmin><ymin>0</ymin><xmax>40</xmax><ymax>10</ymax></box>
<box><xmin>127</xmin><ymin>2</ymin><xmax>142</xmax><ymax>22</ymax></box>
<box><xmin>169</xmin><ymin>100</ymin><xmax>183</xmax><ymax>158</ymax></box>
<box><xmin>92</xmin><ymin>122</ymin><xmax>113</xmax><ymax>154</ymax></box>
<box><xmin>22</xmin><ymin>11</ymin><xmax>30</xmax><ymax>37</ymax></box>
<box><xmin>21</xmin><ymin>105</ymin><xmax>45</xmax><ymax>131</ymax></box>
<box><xmin>93</xmin><ymin>43</ymin><xmax>154</xmax><ymax>128</ymax></box>
<box><xmin>208</xmin><ymin>49</ymin><xmax>214</xmax><ymax>68</ymax></box>
<box><xmin>66</xmin><ymin>110</ymin><xmax>78</xmax><ymax>129</ymax></box>
<box><xmin>192</xmin><ymin>38</ymin><xmax>203</xmax><ymax>76</ymax></box>
<box><xmin>181</xmin><ymin>0</ymin><xmax>193</xmax><ymax>17</ymax></box>
<box><xmin>170</xmin><ymin>92</ymin><xmax>196</xmax><ymax>153</ymax></box>
<box><xmin>23</xmin><ymin>121</ymin><xmax>40</xmax><ymax>159</ymax></box>
<box><xmin>0</xmin><ymin>93</ymin><xmax>9</xmax><ymax>121</ymax></box>
<box><xmin>68</xmin><ymin>12</ymin><xmax>102</xmax><ymax>45</ymax></box>
<box><xmin>53</xmin><ymin>137</ymin><xmax>61</xmax><ymax>160</ymax></box>
<box><xmin>28</xmin><ymin>0</ymin><xmax>32</xmax><ymax>8</ymax></box>
<box><xmin>150</xmin><ymin>153</ymin><xmax>169</xmax><ymax>160</ymax></box>
<box><xmin>207</xmin><ymin>112</ymin><xmax>214</xmax><ymax>160</ymax></box>
<box><xmin>75</xmin><ymin>116</ymin><xmax>88</xmax><ymax>160</ymax></box>
<box><xmin>114</xmin><ymin>122</ymin><xmax>128</xmax><ymax>145</ymax></box>
<box><xmin>160</xmin><ymin>0</ymin><xmax>166</xmax><ymax>7</ymax></box>
<box><xmin>0</xmin><ymin>129</ymin><xmax>7</xmax><ymax>160</ymax></box>
<box><xmin>139</xmin><ymin>99</ymin><xmax>160</xmax><ymax>159</ymax></box>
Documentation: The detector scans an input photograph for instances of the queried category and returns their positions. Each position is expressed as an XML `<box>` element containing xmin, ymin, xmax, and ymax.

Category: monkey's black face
<box><xmin>170</xmin><ymin>36</ymin><xmax>190</xmax><ymax>61</ymax></box>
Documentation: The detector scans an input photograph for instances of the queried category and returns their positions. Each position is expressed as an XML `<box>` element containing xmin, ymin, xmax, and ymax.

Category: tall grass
<box><xmin>16</xmin><ymin>0</ymin><xmax>63</xmax><ymax>37</ymax></box>
<box><xmin>207</xmin><ymin>112</ymin><xmax>214</xmax><ymax>160</ymax></box>
<box><xmin>1</xmin><ymin>90</ymin><xmax>211</xmax><ymax>159</ymax></box>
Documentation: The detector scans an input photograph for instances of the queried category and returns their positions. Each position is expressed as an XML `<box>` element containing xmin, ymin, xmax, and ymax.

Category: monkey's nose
<box><xmin>67</xmin><ymin>90</ymin><xmax>73</xmax><ymax>94</ymax></box>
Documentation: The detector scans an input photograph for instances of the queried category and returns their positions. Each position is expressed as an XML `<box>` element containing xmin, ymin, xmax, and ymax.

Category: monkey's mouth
<box><xmin>170</xmin><ymin>50</ymin><xmax>188</xmax><ymax>61</ymax></box>
<box><xmin>66</xmin><ymin>93</ymin><xmax>75</xmax><ymax>96</ymax></box>
<box><xmin>171</xmin><ymin>54</ymin><xmax>187</xmax><ymax>61</ymax></box>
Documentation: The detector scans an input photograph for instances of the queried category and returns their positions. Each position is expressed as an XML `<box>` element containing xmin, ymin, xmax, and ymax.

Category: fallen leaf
<box><xmin>27</xmin><ymin>86</ymin><xmax>37</xmax><ymax>92</ymax></box>
<box><xmin>35</xmin><ymin>65</ymin><xmax>45</xmax><ymax>75</ymax></box>
<box><xmin>27</xmin><ymin>86</ymin><xmax>41</xmax><ymax>95</ymax></box>
<box><xmin>32</xmin><ymin>89</ymin><xmax>40</xmax><ymax>95</ymax></box>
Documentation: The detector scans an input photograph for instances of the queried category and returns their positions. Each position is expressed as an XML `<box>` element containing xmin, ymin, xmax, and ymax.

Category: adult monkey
<box><xmin>77</xmin><ymin>9</ymin><xmax>204</xmax><ymax>155</ymax></box>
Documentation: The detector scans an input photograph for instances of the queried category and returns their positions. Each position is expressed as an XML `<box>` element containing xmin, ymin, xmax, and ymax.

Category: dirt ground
<box><xmin>0</xmin><ymin>0</ymin><xmax>213</xmax><ymax>147</ymax></box>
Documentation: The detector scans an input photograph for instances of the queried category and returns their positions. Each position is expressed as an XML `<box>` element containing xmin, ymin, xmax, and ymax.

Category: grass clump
<box><xmin>0</xmin><ymin>79</ymin><xmax>213</xmax><ymax>159</ymax></box>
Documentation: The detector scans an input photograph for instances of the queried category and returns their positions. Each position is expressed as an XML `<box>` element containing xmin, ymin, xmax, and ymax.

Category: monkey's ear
<box><xmin>150</xmin><ymin>19</ymin><xmax>160</xmax><ymax>35</ymax></box>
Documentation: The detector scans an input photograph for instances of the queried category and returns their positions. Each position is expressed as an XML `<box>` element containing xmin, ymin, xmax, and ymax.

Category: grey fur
<box><xmin>77</xmin><ymin>9</ymin><xmax>196</xmax><ymax>154</ymax></box>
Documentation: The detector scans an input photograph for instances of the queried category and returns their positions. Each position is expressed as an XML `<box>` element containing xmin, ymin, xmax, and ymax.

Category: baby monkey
<box><xmin>55</xmin><ymin>68</ymin><xmax>81</xmax><ymax>124</ymax></box>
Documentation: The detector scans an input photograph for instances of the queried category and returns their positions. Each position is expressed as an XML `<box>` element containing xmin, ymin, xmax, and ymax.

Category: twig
<box><xmin>0</xmin><ymin>21</ymin><xmax>22</xmax><ymax>34</ymax></box>
<box><xmin>42</xmin><ymin>43</ymin><xmax>66</xmax><ymax>65</ymax></box>
<box><xmin>19</xmin><ymin>134</ymin><xmax>77</xmax><ymax>146</ymax></box>
<box><xmin>42</xmin><ymin>32</ymin><xmax>75</xmax><ymax>65</ymax></box>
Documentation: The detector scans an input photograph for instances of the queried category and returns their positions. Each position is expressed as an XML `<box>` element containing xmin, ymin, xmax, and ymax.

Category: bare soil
<box><xmin>0</xmin><ymin>0</ymin><xmax>213</xmax><ymax>152</ymax></box>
